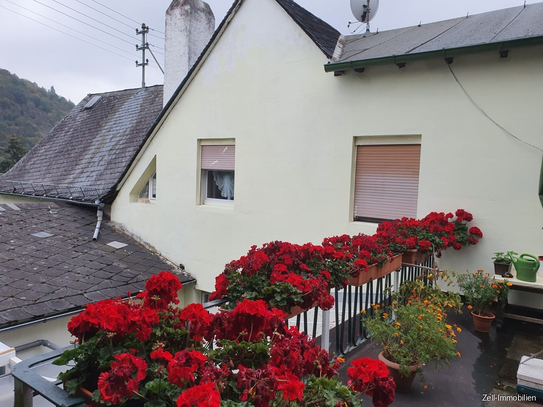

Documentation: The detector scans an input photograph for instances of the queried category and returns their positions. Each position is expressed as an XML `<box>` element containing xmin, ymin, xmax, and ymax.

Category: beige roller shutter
<box><xmin>354</xmin><ymin>144</ymin><xmax>420</xmax><ymax>221</ymax></box>
<box><xmin>201</xmin><ymin>145</ymin><xmax>235</xmax><ymax>170</ymax></box>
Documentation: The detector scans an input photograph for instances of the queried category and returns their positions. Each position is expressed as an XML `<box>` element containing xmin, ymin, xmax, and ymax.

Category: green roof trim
<box><xmin>325</xmin><ymin>36</ymin><xmax>543</xmax><ymax>73</ymax></box>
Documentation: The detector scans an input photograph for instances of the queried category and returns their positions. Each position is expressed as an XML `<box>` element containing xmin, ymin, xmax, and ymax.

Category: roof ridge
<box><xmin>274</xmin><ymin>0</ymin><xmax>340</xmax><ymax>59</ymax></box>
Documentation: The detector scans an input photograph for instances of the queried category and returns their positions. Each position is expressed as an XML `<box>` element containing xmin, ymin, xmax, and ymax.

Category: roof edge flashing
<box><xmin>325</xmin><ymin>36</ymin><xmax>543</xmax><ymax>73</ymax></box>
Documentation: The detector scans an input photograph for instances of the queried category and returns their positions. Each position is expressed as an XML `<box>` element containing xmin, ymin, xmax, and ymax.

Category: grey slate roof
<box><xmin>0</xmin><ymin>202</ymin><xmax>194</xmax><ymax>329</ymax></box>
<box><xmin>329</xmin><ymin>2</ymin><xmax>543</xmax><ymax>69</ymax></box>
<box><xmin>275</xmin><ymin>0</ymin><xmax>340</xmax><ymax>59</ymax></box>
<box><xmin>0</xmin><ymin>86</ymin><xmax>163</xmax><ymax>204</ymax></box>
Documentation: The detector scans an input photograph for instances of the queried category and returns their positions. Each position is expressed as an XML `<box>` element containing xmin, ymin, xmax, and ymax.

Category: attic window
<box><xmin>138</xmin><ymin>172</ymin><xmax>156</xmax><ymax>203</ymax></box>
<box><xmin>84</xmin><ymin>96</ymin><xmax>102</xmax><ymax>109</ymax></box>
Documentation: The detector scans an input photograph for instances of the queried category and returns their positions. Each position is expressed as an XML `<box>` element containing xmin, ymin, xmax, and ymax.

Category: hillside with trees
<box><xmin>0</xmin><ymin>68</ymin><xmax>75</xmax><ymax>172</ymax></box>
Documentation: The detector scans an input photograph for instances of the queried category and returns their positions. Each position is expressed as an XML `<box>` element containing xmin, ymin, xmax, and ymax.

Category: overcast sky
<box><xmin>0</xmin><ymin>0</ymin><xmax>529</xmax><ymax>103</ymax></box>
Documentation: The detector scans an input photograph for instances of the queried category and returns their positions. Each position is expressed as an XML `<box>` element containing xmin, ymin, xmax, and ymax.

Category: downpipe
<box><xmin>92</xmin><ymin>200</ymin><xmax>105</xmax><ymax>241</ymax></box>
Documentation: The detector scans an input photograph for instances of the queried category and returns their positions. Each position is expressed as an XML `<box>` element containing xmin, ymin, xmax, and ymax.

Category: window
<box><xmin>201</xmin><ymin>144</ymin><xmax>235</xmax><ymax>204</ymax></box>
<box><xmin>353</xmin><ymin>139</ymin><xmax>421</xmax><ymax>222</ymax></box>
<box><xmin>138</xmin><ymin>172</ymin><xmax>156</xmax><ymax>203</ymax></box>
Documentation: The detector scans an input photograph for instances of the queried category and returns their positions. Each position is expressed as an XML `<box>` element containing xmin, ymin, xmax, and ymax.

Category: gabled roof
<box><xmin>275</xmin><ymin>0</ymin><xmax>340</xmax><ymax>59</ymax></box>
<box><xmin>118</xmin><ymin>0</ymin><xmax>340</xmax><ymax>191</ymax></box>
<box><xmin>0</xmin><ymin>86</ymin><xmax>163</xmax><ymax>204</ymax></box>
<box><xmin>0</xmin><ymin>202</ymin><xmax>193</xmax><ymax>330</ymax></box>
<box><xmin>326</xmin><ymin>2</ymin><xmax>543</xmax><ymax>73</ymax></box>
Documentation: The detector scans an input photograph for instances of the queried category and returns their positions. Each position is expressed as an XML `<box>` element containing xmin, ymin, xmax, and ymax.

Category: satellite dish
<box><xmin>350</xmin><ymin>0</ymin><xmax>380</xmax><ymax>23</ymax></box>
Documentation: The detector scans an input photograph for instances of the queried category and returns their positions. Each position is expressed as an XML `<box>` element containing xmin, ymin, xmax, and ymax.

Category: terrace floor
<box><xmin>337</xmin><ymin>305</ymin><xmax>543</xmax><ymax>406</ymax></box>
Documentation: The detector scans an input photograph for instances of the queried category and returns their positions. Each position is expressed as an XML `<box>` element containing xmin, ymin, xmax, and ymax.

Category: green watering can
<box><xmin>508</xmin><ymin>251</ymin><xmax>540</xmax><ymax>282</ymax></box>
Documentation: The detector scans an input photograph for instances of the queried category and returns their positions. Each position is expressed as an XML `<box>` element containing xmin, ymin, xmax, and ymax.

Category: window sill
<box><xmin>136</xmin><ymin>198</ymin><xmax>156</xmax><ymax>204</ymax></box>
<box><xmin>353</xmin><ymin>216</ymin><xmax>391</xmax><ymax>223</ymax></box>
<box><xmin>199</xmin><ymin>200</ymin><xmax>234</xmax><ymax>210</ymax></box>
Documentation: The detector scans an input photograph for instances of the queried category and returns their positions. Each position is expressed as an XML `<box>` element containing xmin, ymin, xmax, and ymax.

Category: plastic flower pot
<box><xmin>378</xmin><ymin>352</ymin><xmax>422</xmax><ymax>393</ymax></box>
<box><xmin>471</xmin><ymin>311</ymin><xmax>495</xmax><ymax>333</ymax></box>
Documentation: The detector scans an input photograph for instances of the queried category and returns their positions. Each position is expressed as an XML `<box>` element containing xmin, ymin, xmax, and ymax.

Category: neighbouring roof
<box><xmin>0</xmin><ymin>86</ymin><xmax>163</xmax><ymax>204</ymax></box>
<box><xmin>326</xmin><ymin>2</ymin><xmax>543</xmax><ymax>72</ymax></box>
<box><xmin>0</xmin><ymin>202</ymin><xmax>194</xmax><ymax>330</ymax></box>
<box><xmin>275</xmin><ymin>0</ymin><xmax>340</xmax><ymax>59</ymax></box>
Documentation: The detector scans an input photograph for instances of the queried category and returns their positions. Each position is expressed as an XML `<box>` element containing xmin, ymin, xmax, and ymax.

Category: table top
<box><xmin>494</xmin><ymin>272</ymin><xmax>543</xmax><ymax>290</ymax></box>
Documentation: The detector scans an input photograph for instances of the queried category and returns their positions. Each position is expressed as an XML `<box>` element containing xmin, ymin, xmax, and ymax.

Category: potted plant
<box><xmin>492</xmin><ymin>252</ymin><xmax>514</xmax><ymax>277</ymax></box>
<box><xmin>362</xmin><ymin>296</ymin><xmax>459</xmax><ymax>392</ymax></box>
<box><xmin>456</xmin><ymin>269</ymin><xmax>512</xmax><ymax>332</ymax></box>
<box><xmin>54</xmin><ymin>271</ymin><xmax>396</xmax><ymax>406</ymax></box>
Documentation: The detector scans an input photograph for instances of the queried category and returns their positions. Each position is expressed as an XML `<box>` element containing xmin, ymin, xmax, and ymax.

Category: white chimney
<box><xmin>164</xmin><ymin>0</ymin><xmax>215</xmax><ymax>106</ymax></box>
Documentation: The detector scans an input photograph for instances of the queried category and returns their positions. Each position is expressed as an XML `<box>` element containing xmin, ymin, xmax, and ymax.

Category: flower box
<box><xmin>401</xmin><ymin>249</ymin><xmax>429</xmax><ymax>265</ymax></box>
<box><xmin>347</xmin><ymin>255</ymin><xmax>402</xmax><ymax>286</ymax></box>
<box><xmin>286</xmin><ymin>304</ymin><xmax>311</xmax><ymax>319</ymax></box>
<box><xmin>346</xmin><ymin>270</ymin><xmax>374</xmax><ymax>287</ymax></box>
<box><xmin>371</xmin><ymin>254</ymin><xmax>402</xmax><ymax>278</ymax></box>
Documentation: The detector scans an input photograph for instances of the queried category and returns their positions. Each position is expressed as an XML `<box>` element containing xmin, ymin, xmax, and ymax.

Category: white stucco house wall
<box><xmin>111</xmin><ymin>0</ymin><xmax>543</xmax><ymax>306</ymax></box>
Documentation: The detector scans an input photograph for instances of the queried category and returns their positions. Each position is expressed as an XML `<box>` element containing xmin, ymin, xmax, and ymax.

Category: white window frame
<box><xmin>198</xmin><ymin>139</ymin><xmax>235</xmax><ymax>207</ymax></box>
<box><xmin>138</xmin><ymin>172</ymin><xmax>156</xmax><ymax>203</ymax></box>
<box><xmin>351</xmin><ymin>135</ymin><xmax>421</xmax><ymax>222</ymax></box>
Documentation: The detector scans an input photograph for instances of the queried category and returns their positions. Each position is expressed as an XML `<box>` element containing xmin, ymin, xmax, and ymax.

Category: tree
<box><xmin>0</xmin><ymin>135</ymin><xmax>27</xmax><ymax>172</ymax></box>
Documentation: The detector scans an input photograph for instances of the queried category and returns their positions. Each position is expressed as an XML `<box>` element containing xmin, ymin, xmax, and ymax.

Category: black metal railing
<box><xmin>287</xmin><ymin>255</ymin><xmax>434</xmax><ymax>356</ymax></box>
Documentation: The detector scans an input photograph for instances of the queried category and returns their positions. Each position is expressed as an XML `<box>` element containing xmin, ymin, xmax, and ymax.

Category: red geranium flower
<box><xmin>176</xmin><ymin>382</ymin><xmax>220</xmax><ymax>407</ymax></box>
<box><xmin>97</xmin><ymin>351</ymin><xmax>147</xmax><ymax>404</ymax></box>
<box><xmin>277</xmin><ymin>372</ymin><xmax>305</xmax><ymax>402</ymax></box>
<box><xmin>137</xmin><ymin>271</ymin><xmax>183</xmax><ymax>310</ymax></box>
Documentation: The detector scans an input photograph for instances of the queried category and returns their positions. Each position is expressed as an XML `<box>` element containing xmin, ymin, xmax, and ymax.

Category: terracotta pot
<box><xmin>285</xmin><ymin>299</ymin><xmax>321</xmax><ymax>319</ymax></box>
<box><xmin>286</xmin><ymin>305</ymin><xmax>309</xmax><ymax>318</ymax></box>
<box><xmin>378</xmin><ymin>352</ymin><xmax>421</xmax><ymax>392</ymax></box>
<box><xmin>347</xmin><ymin>255</ymin><xmax>402</xmax><ymax>286</ymax></box>
<box><xmin>346</xmin><ymin>270</ymin><xmax>373</xmax><ymax>286</ymax></box>
<box><xmin>63</xmin><ymin>381</ymin><xmax>104</xmax><ymax>407</ymax></box>
<box><xmin>402</xmin><ymin>249</ymin><xmax>430</xmax><ymax>265</ymax></box>
<box><xmin>471</xmin><ymin>310</ymin><xmax>495</xmax><ymax>333</ymax></box>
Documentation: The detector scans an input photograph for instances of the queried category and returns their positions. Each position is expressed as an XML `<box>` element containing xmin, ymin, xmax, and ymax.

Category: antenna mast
<box><xmin>365</xmin><ymin>0</ymin><xmax>371</xmax><ymax>33</ymax></box>
<box><xmin>136</xmin><ymin>23</ymin><xmax>149</xmax><ymax>91</ymax></box>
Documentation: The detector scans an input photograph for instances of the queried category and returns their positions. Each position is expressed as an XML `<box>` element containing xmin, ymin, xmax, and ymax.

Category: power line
<box><xmin>46</xmin><ymin>0</ymin><xmax>137</xmax><ymax>42</ymax></box>
<box><xmin>31</xmin><ymin>0</ymin><xmax>136</xmax><ymax>46</ymax></box>
<box><xmin>73</xmin><ymin>0</ymin><xmax>135</xmax><ymax>31</ymax></box>
<box><xmin>0</xmin><ymin>4</ymin><xmax>135</xmax><ymax>63</ymax></box>
<box><xmin>90</xmin><ymin>0</ymin><xmax>140</xmax><ymax>25</ymax></box>
<box><xmin>447</xmin><ymin>64</ymin><xmax>543</xmax><ymax>153</ymax></box>
<box><xmin>3</xmin><ymin>0</ymin><xmax>136</xmax><ymax>58</ymax></box>
<box><xmin>149</xmin><ymin>44</ymin><xmax>164</xmax><ymax>53</ymax></box>
<box><xmin>89</xmin><ymin>0</ymin><xmax>165</xmax><ymax>38</ymax></box>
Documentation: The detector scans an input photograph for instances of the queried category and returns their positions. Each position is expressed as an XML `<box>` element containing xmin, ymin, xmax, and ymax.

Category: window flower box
<box><xmin>401</xmin><ymin>249</ymin><xmax>430</xmax><ymax>265</ymax></box>
<box><xmin>347</xmin><ymin>254</ymin><xmax>402</xmax><ymax>286</ymax></box>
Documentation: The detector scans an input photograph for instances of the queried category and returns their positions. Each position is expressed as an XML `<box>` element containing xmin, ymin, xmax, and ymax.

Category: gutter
<box><xmin>325</xmin><ymin>36</ymin><xmax>543</xmax><ymax>73</ymax></box>
<box><xmin>0</xmin><ymin>192</ymin><xmax>101</xmax><ymax>207</ymax></box>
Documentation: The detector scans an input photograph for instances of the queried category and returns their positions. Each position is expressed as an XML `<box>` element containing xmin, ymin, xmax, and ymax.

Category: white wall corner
<box><xmin>164</xmin><ymin>0</ymin><xmax>215</xmax><ymax>106</ymax></box>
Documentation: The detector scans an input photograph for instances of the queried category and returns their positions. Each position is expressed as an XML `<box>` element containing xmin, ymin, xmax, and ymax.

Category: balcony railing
<box><xmin>12</xmin><ymin>257</ymin><xmax>433</xmax><ymax>406</ymax></box>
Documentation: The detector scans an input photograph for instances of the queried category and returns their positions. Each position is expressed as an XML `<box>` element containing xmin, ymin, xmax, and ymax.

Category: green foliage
<box><xmin>301</xmin><ymin>376</ymin><xmax>362</xmax><ymax>406</ymax></box>
<box><xmin>363</xmin><ymin>294</ymin><xmax>458</xmax><ymax>378</ymax></box>
<box><xmin>0</xmin><ymin>134</ymin><xmax>27</xmax><ymax>172</ymax></box>
<box><xmin>395</xmin><ymin>275</ymin><xmax>463</xmax><ymax>313</ymax></box>
<box><xmin>207</xmin><ymin>339</ymin><xmax>271</xmax><ymax>369</ymax></box>
<box><xmin>0</xmin><ymin>68</ymin><xmax>74</xmax><ymax>165</ymax></box>
<box><xmin>492</xmin><ymin>252</ymin><xmax>514</xmax><ymax>264</ymax></box>
<box><xmin>456</xmin><ymin>269</ymin><xmax>511</xmax><ymax>315</ymax></box>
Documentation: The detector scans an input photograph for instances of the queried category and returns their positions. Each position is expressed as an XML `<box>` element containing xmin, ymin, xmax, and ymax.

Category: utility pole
<box><xmin>136</xmin><ymin>23</ymin><xmax>149</xmax><ymax>91</ymax></box>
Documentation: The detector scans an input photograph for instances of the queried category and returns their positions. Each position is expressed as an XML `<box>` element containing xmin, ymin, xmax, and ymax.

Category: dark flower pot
<box><xmin>493</xmin><ymin>261</ymin><xmax>512</xmax><ymax>276</ymax></box>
